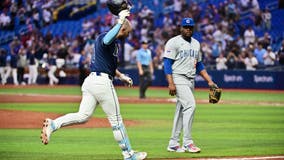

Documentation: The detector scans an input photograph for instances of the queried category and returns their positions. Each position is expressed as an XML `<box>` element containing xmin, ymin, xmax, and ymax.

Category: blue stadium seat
<box><xmin>1</xmin><ymin>0</ymin><xmax>284</xmax><ymax>50</ymax></box>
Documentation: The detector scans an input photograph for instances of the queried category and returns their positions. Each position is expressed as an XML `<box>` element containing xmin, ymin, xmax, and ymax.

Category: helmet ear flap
<box><xmin>107</xmin><ymin>0</ymin><xmax>131</xmax><ymax>16</ymax></box>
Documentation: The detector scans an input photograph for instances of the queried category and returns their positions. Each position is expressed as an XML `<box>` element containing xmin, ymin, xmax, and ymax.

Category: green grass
<box><xmin>0</xmin><ymin>86</ymin><xmax>81</xmax><ymax>95</ymax></box>
<box><xmin>0</xmin><ymin>87</ymin><xmax>284</xmax><ymax>159</ymax></box>
<box><xmin>1</xmin><ymin>86</ymin><xmax>284</xmax><ymax>102</ymax></box>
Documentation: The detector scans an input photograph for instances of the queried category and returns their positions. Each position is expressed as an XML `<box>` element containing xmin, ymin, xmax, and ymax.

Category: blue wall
<box><xmin>196</xmin><ymin>70</ymin><xmax>284</xmax><ymax>89</ymax></box>
<box><xmin>6</xmin><ymin>69</ymin><xmax>284</xmax><ymax>90</ymax></box>
<box><xmin>119</xmin><ymin>69</ymin><xmax>284</xmax><ymax>90</ymax></box>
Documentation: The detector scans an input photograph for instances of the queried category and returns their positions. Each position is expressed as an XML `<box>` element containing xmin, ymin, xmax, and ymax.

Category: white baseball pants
<box><xmin>52</xmin><ymin>72</ymin><xmax>135</xmax><ymax>159</ymax></box>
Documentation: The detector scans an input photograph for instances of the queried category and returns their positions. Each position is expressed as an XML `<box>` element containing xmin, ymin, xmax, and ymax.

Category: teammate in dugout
<box><xmin>163</xmin><ymin>18</ymin><xmax>219</xmax><ymax>153</ymax></box>
<box><xmin>40</xmin><ymin>9</ymin><xmax>147</xmax><ymax>160</ymax></box>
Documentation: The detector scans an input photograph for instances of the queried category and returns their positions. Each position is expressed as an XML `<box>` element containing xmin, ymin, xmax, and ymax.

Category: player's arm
<box><xmin>149</xmin><ymin>60</ymin><xmax>154</xmax><ymax>75</ymax></box>
<box><xmin>103</xmin><ymin>24</ymin><xmax>122</xmax><ymax>45</ymax></box>
<box><xmin>115</xmin><ymin>69</ymin><xmax>123</xmax><ymax>78</ymax></box>
<box><xmin>103</xmin><ymin>10</ymin><xmax>130</xmax><ymax>45</ymax></box>
<box><xmin>163</xmin><ymin>57</ymin><xmax>176</xmax><ymax>96</ymax></box>
<box><xmin>196</xmin><ymin>61</ymin><xmax>215</xmax><ymax>86</ymax></box>
<box><xmin>149</xmin><ymin>52</ymin><xmax>154</xmax><ymax>74</ymax></box>
<box><xmin>198</xmin><ymin>61</ymin><xmax>222</xmax><ymax>104</ymax></box>
<box><xmin>163</xmin><ymin>39</ymin><xmax>177</xmax><ymax>96</ymax></box>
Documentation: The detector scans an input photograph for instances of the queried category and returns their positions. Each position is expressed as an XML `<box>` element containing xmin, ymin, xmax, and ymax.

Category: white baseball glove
<box><xmin>119</xmin><ymin>74</ymin><xmax>133</xmax><ymax>87</ymax></box>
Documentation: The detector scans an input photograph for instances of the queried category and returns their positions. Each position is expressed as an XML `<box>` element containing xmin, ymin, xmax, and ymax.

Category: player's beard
<box><xmin>181</xmin><ymin>29</ymin><xmax>192</xmax><ymax>42</ymax></box>
<box><xmin>182</xmin><ymin>34</ymin><xmax>192</xmax><ymax>42</ymax></box>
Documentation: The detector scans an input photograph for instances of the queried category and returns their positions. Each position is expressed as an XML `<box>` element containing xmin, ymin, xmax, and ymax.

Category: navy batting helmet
<box><xmin>106</xmin><ymin>0</ymin><xmax>132</xmax><ymax>16</ymax></box>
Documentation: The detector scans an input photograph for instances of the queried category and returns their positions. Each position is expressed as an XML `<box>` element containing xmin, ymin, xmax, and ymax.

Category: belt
<box><xmin>142</xmin><ymin>64</ymin><xmax>149</xmax><ymax>68</ymax></box>
<box><xmin>91</xmin><ymin>72</ymin><xmax>113</xmax><ymax>81</ymax></box>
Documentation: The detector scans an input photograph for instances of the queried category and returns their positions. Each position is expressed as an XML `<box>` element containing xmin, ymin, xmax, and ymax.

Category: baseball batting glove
<box><xmin>117</xmin><ymin>9</ymin><xmax>130</xmax><ymax>24</ymax></box>
<box><xmin>209</xmin><ymin>83</ymin><xmax>222</xmax><ymax>104</ymax></box>
<box><xmin>119</xmin><ymin>74</ymin><xmax>133</xmax><ymax>87</ymax></box>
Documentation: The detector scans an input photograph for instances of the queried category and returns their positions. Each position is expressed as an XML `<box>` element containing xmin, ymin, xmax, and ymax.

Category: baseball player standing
<box><xmin>8</xmin><ymin>50</ymin><xmax>19</xmax><ymax>85</ymax></box>
<box><xmin>163</xmin><ymin>18</ymin><xmax>218</xmax><ymax>153</ymax></box>
<box><xmin>28</xmin><ymin>49</ymin><xmax>38</xmax><ymax>85</ymax></box>
<box><xmin>47</xmin><ymin>50</ymin><xmax>59</xmax><ymax>85</ymax></box>
<box><xmin>40</xmin><ymin>9</ymin><xmax>147</xmax><ymax>160</ymax></box>
<box><xmin>0</xmin><ymin>49</ymin><xmax>7</xmax><ymax>85</ymax></box>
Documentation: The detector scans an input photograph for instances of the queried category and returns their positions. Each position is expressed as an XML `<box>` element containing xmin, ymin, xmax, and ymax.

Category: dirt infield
<box><xmin>0</xmin><ymin>109</ymin><xmax>139</xmax><ymax>129</ymax></box>
<box><xmin>0</xmin><ymin>87</ymin><xmax>284</xmax><ymax>129</ymax></box>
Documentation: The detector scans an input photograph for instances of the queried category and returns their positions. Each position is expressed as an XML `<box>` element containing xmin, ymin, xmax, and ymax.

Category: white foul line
<box><xmin>201</xmin><ymin>156</ymin><xmax>284</xmax><ymax>160</ymax></box>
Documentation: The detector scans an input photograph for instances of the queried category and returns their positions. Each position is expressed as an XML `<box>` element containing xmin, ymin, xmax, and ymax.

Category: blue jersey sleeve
<box><xmin>103</xmin><ymin>24</ymin><xmax>122</xmax><ymax>45</ymax></box>
<box><xmin>163</xmin><ymin>57</ymin><xmax>174</xmax><ymax>74</ymax></box>
<box><xmin>196</xmin><ymin>61</ymin><xmax>205</xmax><ymax>74</ymax></box>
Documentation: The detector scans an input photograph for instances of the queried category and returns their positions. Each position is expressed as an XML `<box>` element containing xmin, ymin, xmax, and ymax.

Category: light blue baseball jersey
<box><xmin>136</xmin><ymin>48</ymin><xmax>152</xmax><ymax>65</ymax></box>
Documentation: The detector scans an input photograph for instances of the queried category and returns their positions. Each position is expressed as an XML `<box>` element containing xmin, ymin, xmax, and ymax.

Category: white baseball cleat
<box><xmin>134</xmin><ymin>151</ymin><xmax>147</xmax><ymax>160</ymax></box>
<box><xmin>124</xmin><ymin>151</ymin><xmax>147</xmax><ymax>160</ymax></box>
<box><xmin>40</xmin><ymin>118</ymin><xmax>54</xmax><ymax>145</ymax></box>
<box><xmin>182</xmin><ymin>143</ymin><xmax>201</xmax><ymax>153</ymax></box>
<box><xmin>167</xmin><ymin>145</ymin><xmax>185</xmax><ymax>153</ymax></box>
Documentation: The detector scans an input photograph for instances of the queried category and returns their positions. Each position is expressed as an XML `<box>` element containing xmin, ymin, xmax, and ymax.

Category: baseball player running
<box><xmin>163</xmin><ymin>18</ymin><xmax>218</xmax><ymax>153</ymax></box>
<box><xmin>40</xmin><ymin>9</ymin><xmax>147</xmax><ymax>160</ymax></box>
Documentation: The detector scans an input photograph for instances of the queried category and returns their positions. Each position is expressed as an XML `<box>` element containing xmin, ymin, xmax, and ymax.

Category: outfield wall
<box><xmin>118</xmin><ymin>69</ymin><xmax>284</xmax><ymax>90</ymax></box>
<box><xmin>5</xmin><ymin>69</ymin><xmax>284</xmax><ymax>90</ymax></box>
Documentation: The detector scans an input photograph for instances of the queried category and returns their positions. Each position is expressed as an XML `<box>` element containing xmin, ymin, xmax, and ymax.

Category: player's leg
<box><xmin>28</xmin><ymin>65</ymin><xmax>32</xmax><ymax>84</ymax></box>
<box><xmin>167</xmin><ymin>91</ymin><xmax>184</xmax><ymax>152</ymax></box>
<box><xmin>28</xmin><ymin>65</ymin><xmax>37</xmax><ymax>84</ymax></box>
<box><xmin>48</xmin><ymin>66</ymin><xmax>59</xmax><ymax>85</ymax></box>
<box><xmin>32</xmin><ymin>65</ymin><xmax>38</xmax><ymax>84</ymax></box>
<box><xmin>12</xmin><ymin>68</ymin><xmax>18</xmax><ymax>85</ymax></box>
<box><xmin>144</xmin><ymin>71</ymin><xmax>152</xmax><ymax>93</ymax></box>
<box><xmin>53</xmin><ymin>91</ymin><xmax>97</xmax><ymax>129</ymax></box>
<box><xmin>139</xmin><ymin>74</ymin><xmax>146</xmax><ymax>98</ymax></box>
<box><xmin>176</xmin><ymin>83</ymin><xmax>200</xmax><ymax>153</ymax></box>
<box><xmin>99</xmin><ymin>81</ymin><xmax>146</xmax><ymax>160</ymax></box>
<box><xmin>47</xmin><ymin>67</ymin><xmax>54</xmax><ymax>85</ymax></box>
<box><xmin>0</xmin><ymin>67</ymin><xmax>5</xmax><ymax>84</ymax></box>
<box><xmin>41</xmin><ymin>75</ymin><xmax>97</xmax><ymax>144</ymax></box>
<box><xmin>53</xmin><ymin>74</ymin><xmax>99</xmax><ymax>128</ymax></box>
<box><xmin>3</xmin><ymin>66</ymin><xmax>11</xmax><ymax>84</ymax></box>
<box><xmin>17</xmin><ymin>67</ymin><xmax>24</xmax><ymax>84</ymax></box>
<box><xmin>100</xmin><ymin>83</ymin><xmax>134</xmax><ymax>158</ymax></box>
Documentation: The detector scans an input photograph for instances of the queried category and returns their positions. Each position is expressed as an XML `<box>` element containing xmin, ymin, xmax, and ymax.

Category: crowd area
<box><xmin>0</xmin><ymin>0</ymin><xmax>74</xmax><ymax>30</ymax></box>
<box><xmin>1</xmin><ymin>0</ymin><xmax>284</xmax><ymax>85</ymax></box>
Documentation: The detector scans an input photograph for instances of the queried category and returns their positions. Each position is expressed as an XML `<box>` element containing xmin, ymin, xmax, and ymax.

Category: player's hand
<box><xmin>139</xmin><ymin>70</ymin><xmax>144</xmax><ymax>76</ymax></box>
<box><xmin>168</xmin><ymin>83</ymin><xmax>176</xmax><ymax>96</ymax></box>
<box><xmin>208</xmin><ymin>81</ymin><xmax>217</xmax><ymax>87</ymax></box>
<box><xmin>119</xmin><ymin>74</ymin><xmax>133</xmax><ymax>87</ymax></box>
<box><xmin>118</xmin><ymin>9</ymin><xmax>130</xmax><ymax>24</ymax></box>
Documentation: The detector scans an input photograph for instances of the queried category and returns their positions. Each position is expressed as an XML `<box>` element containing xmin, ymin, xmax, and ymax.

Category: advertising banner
<box><xmin>120</xmin><ymin>69</ymin><xmax>284</xmax><ymax>90</ymax></box>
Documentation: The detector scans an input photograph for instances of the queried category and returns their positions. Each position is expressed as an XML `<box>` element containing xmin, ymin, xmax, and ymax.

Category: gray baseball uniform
<box><xmin>163</xmin><ymin>34</ymin><xmax>201</xmax><ymax>147</ymax></box>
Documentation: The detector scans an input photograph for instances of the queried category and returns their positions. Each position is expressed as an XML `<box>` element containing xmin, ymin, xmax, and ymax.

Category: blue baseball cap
<box><xmin>181</xmin><ymin>18</ymin><xmax>195</xmax><ymax>27</ymax></box>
